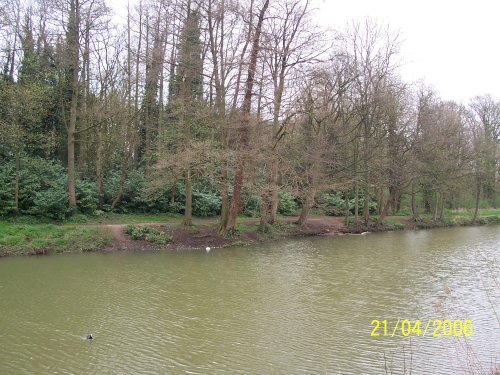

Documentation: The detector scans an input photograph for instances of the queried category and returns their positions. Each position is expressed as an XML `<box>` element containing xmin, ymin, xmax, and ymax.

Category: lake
<box><xmin>0</xmin><ymin>225</ymin><xmax>499</xmax><ymax>374</ymax></box>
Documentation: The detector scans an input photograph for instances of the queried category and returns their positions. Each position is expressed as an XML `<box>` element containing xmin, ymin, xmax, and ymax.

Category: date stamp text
<box><xmin>370</xmin><ymin>319</ymin><xmax>473</xmax><ymax>337</ymax></box>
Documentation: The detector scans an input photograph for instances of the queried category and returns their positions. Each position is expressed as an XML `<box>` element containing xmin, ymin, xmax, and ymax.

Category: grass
<box><xmin>382</xmin><ymin>218</ymin><xmax>405</xmax><ymax>230</ymax></box>
<box><xmin>2</xmin><ymin>208</ymin><xmax>500</xmax><ymax>256</ymax></box>
<box><xmin>65</xmin><ymin>212</ymin><xmax>183</xmax><ymax>224</ymax></box>
<box><xmin>0</xmin><ymin>223</ymin><xmax>111</xmax><ymax>256</ymax></box>
<box><xmin>411</xmin><ymin>209</ymin><xmax>500</xmax><ymax>229</ymax></box>
<box><xmin>2</xmin><ymin>212</ymin><xmax>184</xmax><ymax>225</ymax></box>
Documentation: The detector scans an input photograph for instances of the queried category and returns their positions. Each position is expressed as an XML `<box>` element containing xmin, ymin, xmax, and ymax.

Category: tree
<box><xmin>162</xmin><ymin>6</ymin><xmax>205</xmax><ymax>226</ymax></box>
<box><xmin>225</xmin><ymin>0</ymin><xmax>270</xmax><ymax>233</ymax></box>
<box><xmin>64</xmin><ymin>0</ymin><xmax>80</xmax><ymax>210</ymax></box>
<box><xmin>0</xmin><ymin>80</ymin><xmax>50</xmax><ymax>213</ymax></box>
<box><xmin>342</xmin><ymin>20</ymin><xmax>401</xmax><ymax>224</ymax></box>
<box><xmin>259</xmin><ymin>0</ymin><xmax>321</xmax><ymax>229</ymax></box>
<box><xmin>469</xmin><ymin>95</ymin><xmax>500</xmax><ymax>208</ymax></box>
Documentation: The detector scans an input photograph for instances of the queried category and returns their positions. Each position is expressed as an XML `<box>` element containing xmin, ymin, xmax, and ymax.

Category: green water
<box><xmin>0</xmin><ymin>226</ymin><xmax>499</xmax><ymax>374</ymax></box>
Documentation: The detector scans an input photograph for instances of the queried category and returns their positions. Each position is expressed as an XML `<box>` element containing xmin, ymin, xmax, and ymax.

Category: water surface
<box><xmin>0</xmin><ymin>226</ymin><xmax>499</xmax><ymax>374</ymax></box>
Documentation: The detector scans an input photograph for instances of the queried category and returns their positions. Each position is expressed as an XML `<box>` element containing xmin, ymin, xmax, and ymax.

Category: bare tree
<box><xmin>259</xmin><ymin>0</ymin><xmax>322</xmax><ymax>229</ymax></box>
<box><xmin>224</xmin><ymin>0</ymin><xmax>270</xmax><ymax>233</ymax></box>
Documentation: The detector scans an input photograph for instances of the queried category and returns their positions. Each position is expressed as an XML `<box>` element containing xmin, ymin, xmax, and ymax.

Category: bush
<box><xmin>318</xmin><ymin>193</ymin><xmax>378</xmax><ymax>216</ymax></box>
<box><xmin>192</xmin><ymin>191</ymin><xmax>221</xmax><ymax>217</ymax></box>
<box><xmin>278</xmin><ymin>192</ymin><xmax>298</xmax><ymax>216</ymax></box>
<box><xmin>124</xmin><ymin>224</ymin><xmax>172</xmax><ymax>244</ymax></box>
<box><xmin>124</xmin><ymin>225</ymin><xmax>151</xmax><ymax>240</ymax></box>
<box><xmin>76</xmin><ymin>179</ymin><xmax>98</xmax><ymax>214</ymax></box>
<box><xmin>484</xmin><ymin>215</ymin><xmax>500</xmax><ymax>223</ymax></box>
<box><xmin>318</xmin><ymin>193</ymin><xmax>346</xmax><ymax>216</ymax></box>
<box><xmin>0</xmin><ymin>156</ymin><xmax>100</xmax><ymax>220</ymax></box>
<box><xmin>241</xmin><ymin>193</ymin><xmax>260</xmax><ymax>217</ymax></box>
<box><xmin>145</xmin><ymin>231</ymin><xmax>172</xmax><ymax>245</ymax></box>
<box><xmin>31</xmin><ymin>183</ymin><xmax>71</xmax><ymax>220</ymax></box>
<box><xmin>0</xmin><ymin>161</ymin><xmax>16</xmax><ymax>216</ymax></box>
<box><xmin>124</xmin><ymin>224</ymin><xmax>136</xmax><ymax>236</ymax></box>
<box><xmin>105</xmin><ymin>168</ymin><xmax>169</xmax><ymax>213</ymax></box>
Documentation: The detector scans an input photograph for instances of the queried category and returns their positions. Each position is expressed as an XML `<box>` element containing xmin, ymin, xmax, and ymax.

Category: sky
<box><xmin>314</xmin><ymin>0</ymin><xmax>500</xmax><ymax>104</ymax></box>
<box><xmin>107</xmin><ymin>0</ymin><xmax>500</xmax><ymax>104</ymax></box>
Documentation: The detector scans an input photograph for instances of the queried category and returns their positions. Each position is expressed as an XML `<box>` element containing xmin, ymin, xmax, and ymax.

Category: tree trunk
<box><xmin>354</xmin><ymin>179</ymin><xmax>359</xmax><ymax>223</ymax></box>
<box><xmin>14</xmin><ymin>147</ymin><xmax>20</xmax><ymax>214</ymax></box>
<box><xmin>297</xmin><ymin>188</ymin><xmax>315</xmax><ymax>226</ymax></box>
<box><xmin>363</xmin><ymin>184</ymin><xmax>370</xmax><ymax>223</ymax></box>
<box><xmin>66</xmin><ymin>0</ymin><xmax>80</xmax><ymax>210</ymax></box>
<box><xmin>112</xmin><ymin>10</ymin><xmax>134</xmax><ymax>210</ymax></box>
<box><xmin>183</xmin><ymin>169</ymin><xmax>193</xmax><ymax>226</ymax></box>
<box><xmin>207</xmin><ymin>0</ymin><xmax>229</xmax><ymax>235</ymax></box>
<box><xmin>375</xmin><ymin>190</ymin><xmax>395</xmax><ymax>225</ymax></box>
<box><xmin>67</xmin><ymin>115</ymin><xmax>77</xmax><ymax>208</ymax></box>
<box><xmin>270</xmin><ymin>183</ymin><xmax>279</xmax><ymax>223</ymax></box>
<box><xmin>411</xmin><ymin>182</ymin><xmax>419</xmax><ymax>221</ymax></box>
<box><xmin>439</xmin><ymin>192</ymin><xmax>446</xmax><ymax>221</ymax></box>
<box><xmin>77</xmin><ymin>22</ymin><xmax>90</xmax><ymax>180</ymax></box>
<box><xmin>225</xmin><ymin>0</ymin><xmax>270</xmax><ymax>233</ymax></box>
<box><xmin>218</xmin><ymin>161</ymin><xmax>229</xmax><ymax>234</ymax></box>
<box><xmin>376</xmin><ymin>187</ymin><xmax>383</xmax><ymax>215</ymax></box>
<box><xmin>95</xmin><ymin>125</ymin><xmax>104</xmax><ymax>209</ymax></box>
<box><xmin>77</xmin><ymin>131</ymin><xmax>86</xmax><ymax>179</ymax></box>
<box><xmin>133</xmin><ymin>1</ymin><xmax>143</xmax><ymax>168</ymax></box>
<box><xmin>432</xmin><ymin>191</ymin><xmax>439</xmax><ymax>221</ymax></box>
<box><xmin>472</xmin><ymin>179</ymin><xmax>481</xmax><ymax>224</ymax></box>
<box><xmin>111</xmin><ymin>146</ymin><xmax>131</xmax><ymax>209</ymax></box>
<box><xmin>269</xmin><ymin>159</ymin><xmax>279</xmax><ymax>223</ymax></box>
<box><xmin>226</xmin><ymin>160</ymin><xmax>244</xmax><ymax>231</ymax></box>
<box><xmin>344</xmin><ymin>191</ymin><xmax>350</xmax><ymax>226</ymax></box>
<box><xmin>259</xmin><ymin>170</ymin><xmax>273</xmax><ymax>232</ymax></box>
<box><xmin>170</xmin><ymin>183</ymin><xmax>177</xmax><ymax>205</ymax></box>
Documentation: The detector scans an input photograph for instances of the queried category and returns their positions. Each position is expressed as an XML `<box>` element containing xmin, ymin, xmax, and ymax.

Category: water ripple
<box><xmin>0</xmin><ymin>226</ymin><xmax>499</xmax><ymax>374</ymax></box>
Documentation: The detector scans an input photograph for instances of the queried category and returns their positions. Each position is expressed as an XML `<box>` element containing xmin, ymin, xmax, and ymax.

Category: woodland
<box><xmin>0</xmin><ymin>0</ymin><xmax>499</xmax><ymax>235</ymax></box>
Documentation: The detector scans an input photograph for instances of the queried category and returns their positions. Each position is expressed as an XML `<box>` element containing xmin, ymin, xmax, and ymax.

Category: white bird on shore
<box><xmin>206</xmin><ymin>247</ymin><xmax>211</xmax><ymax>252</ymax></box>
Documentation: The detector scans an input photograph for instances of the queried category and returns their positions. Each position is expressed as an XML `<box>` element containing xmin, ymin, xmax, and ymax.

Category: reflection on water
<box><xmin>0</xmin><ymin>225</ymin><xmax>499</xmax><ymax>374</ymax></box>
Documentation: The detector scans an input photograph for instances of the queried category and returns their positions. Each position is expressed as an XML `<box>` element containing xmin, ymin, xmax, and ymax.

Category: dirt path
<box><xmin>101</xmin><ymin>224</ymin><xmax>135</xmax><ymax>250</ymax></box>
<box><xmin>95</xmin><ymin>216</ymin><xmax>350</xmax><ymax>251</ymax></box>
<box><xmin>95</xmin><ymin>215</ymin><xmax>415</xmax><ymax>252</ymax></box>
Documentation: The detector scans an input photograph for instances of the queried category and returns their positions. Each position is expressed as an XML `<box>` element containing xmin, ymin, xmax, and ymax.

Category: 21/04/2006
<box><xmin>370</xmin><ymin>319</ymin><xmax>473</xmax><ymax>337</ymax></box>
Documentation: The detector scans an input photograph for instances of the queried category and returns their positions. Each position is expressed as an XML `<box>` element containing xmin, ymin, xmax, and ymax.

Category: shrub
<box><xmin>145</xmin><ymin>231</ymin><xmax>172</xmax><ymax>245</ymax></box>
<box><xmin>241</xmin><ymin>193</ymin><xmax>260</xmax><ymax>217</ymax></box>
<box><xmin>278</xmin><ymin>192</ymin><xmax>298</xmax><ymax>216</ymax></box>
<box><xmin>475</xmin><ymin>217</ymin><xmax>487</xmax><ymax>225</ymax></box>
<box><xmin>192</xmin><ymin>191</ymin><xmax>221</xmax><ymax>217</ymax></box>
<box><xmin>318</xmin><ymin>193</ymin><xmax>378</xmax><ymax>216</ymax></box>
<box><xmin>0</xmin><ymin>156</ymin><xmax>99</xmax><ymax>220</ymax></box>
<box><xmin>0</xmin><ymin>161</ymin><xmax>16</xmax><ymax>216</ymax></box>
<box><xmin>317</xmin><ymin>193</ymin><xmax>346</xmax><ymax>216</ymax></box>
<box><xmin>124</xmin><ymin>224</ymin><xmax>172</xmax><ymax>244</ymax></box>
<box><xmin>31</xmin><ymin>184</ymin><xmax>71</xmax><ymax>220</ymax></box>
<box><xmin>124</xmin><ymin>224</ymin><xmax>136</xmax><ymax>236</ymax></box>
<box><xmin>76</xmin><ymin>179</ymin><xmax>98</xmax><ymax>214</ymax></box>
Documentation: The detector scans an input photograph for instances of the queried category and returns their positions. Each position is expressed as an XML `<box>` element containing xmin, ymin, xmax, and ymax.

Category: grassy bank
<box><xmin>0</xmin><ymin>223</ymin><xmax>111</xmax><ymax>256</ymax></box>
<box><xmin>345</xmin><ymin>209</ymin><xmax>500</xmax><ymax>232</ymax></box>
<box><xmin>1</xmin><ymin>209</ymin><xmax>499</xmax><ymax>256</ymax></box>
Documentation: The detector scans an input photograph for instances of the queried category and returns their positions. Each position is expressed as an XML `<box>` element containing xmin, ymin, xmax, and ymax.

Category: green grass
<box><xmin>413</xmin><ymin>209</ymin><xmax>500</xmax><ymax>229</ymax></box>
<box><xmin>0</xmin><ymin>223</ymin><xmax>111</xmax><ymax>256</ymax></box>
<box><xmin>2</xmin><ymin>212</ymin><xmax>184</xmax><ymax>225</ymax></box>
<box><xmin>382</xmin><ymin>218</ymin><xmax>404</xmax><ymax>230</ymax></box>
<box><xmin>66</xmin><ymin>212</ymin><xmax>183</xmax><ymax>224</ymax></box>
